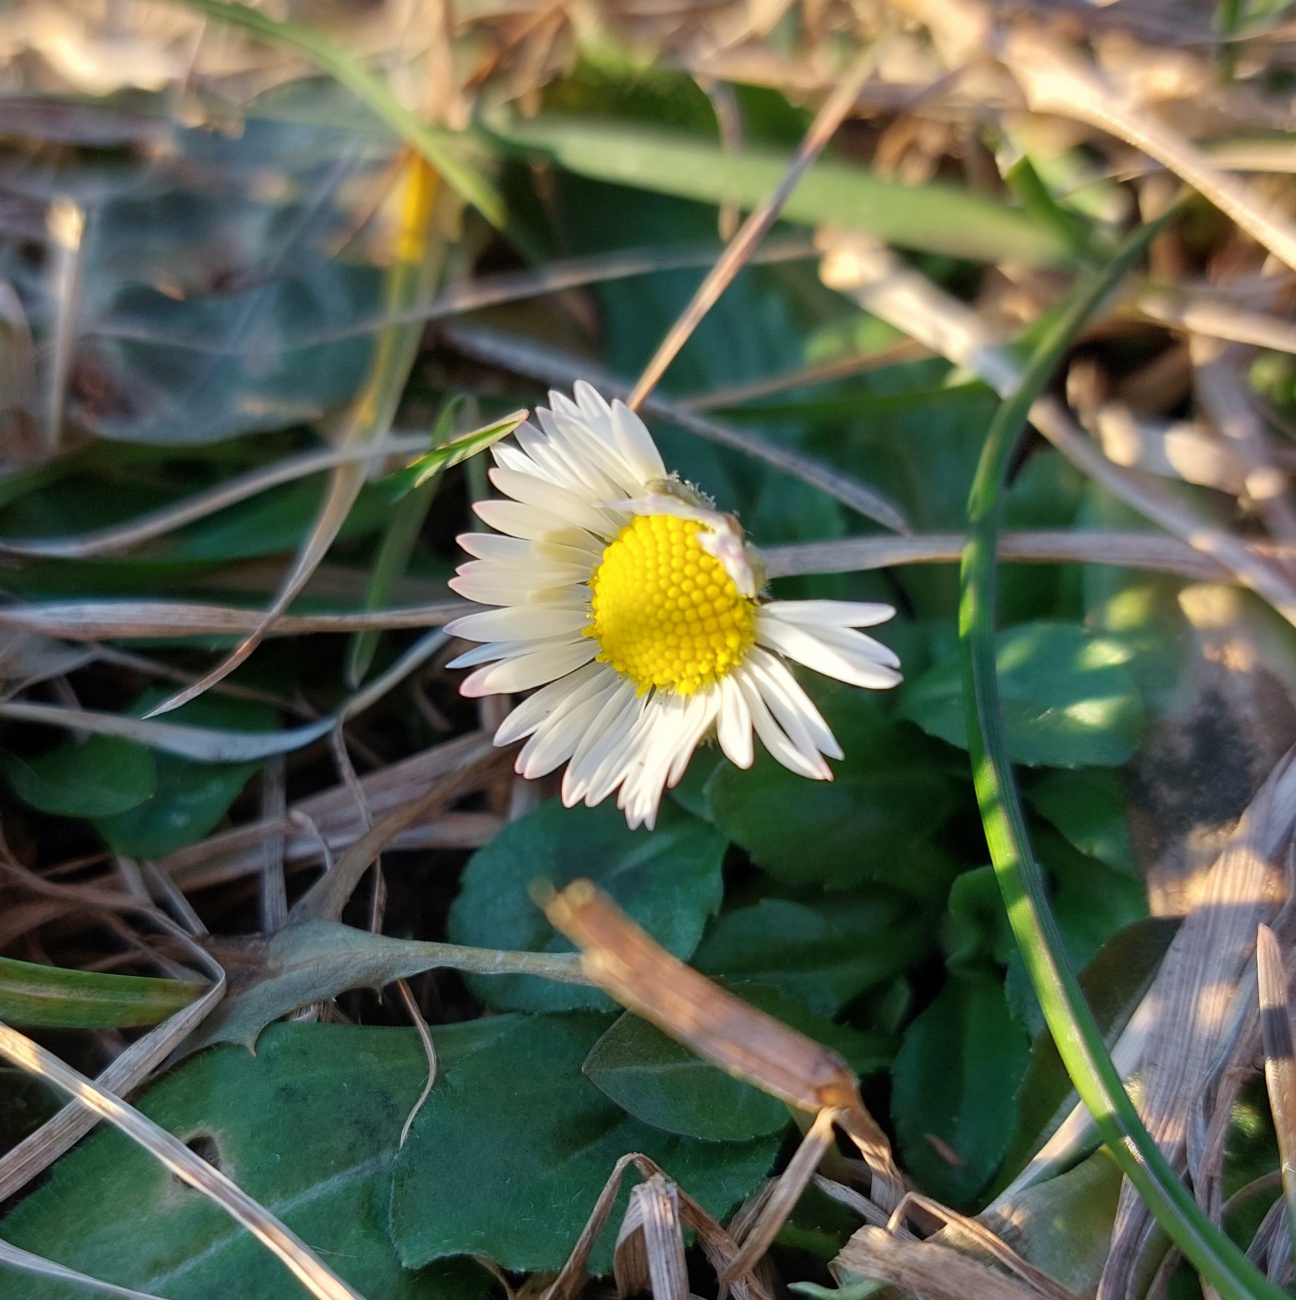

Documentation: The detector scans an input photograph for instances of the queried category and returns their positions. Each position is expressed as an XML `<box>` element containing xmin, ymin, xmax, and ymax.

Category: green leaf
<box><xmin>447</xmin><ymin>800</ymin><xmax>726</xmax><ymax>1012</ymax></box>
<box><xmin>582</xmin><ymin>984</ymin><xmax>891</xmax><ymax>1143</ymax></box>
<box><xmin>902</xmin><ymin>622</ymin><xmax>1145</xmax><ymax>767</ymax></box>
<box><xmin>0</xmin><ymin>1023</ymin><xmax>493</xmax><ymax>1300</ymax></box>
<box><xmin>704</xmin><ymin>688</ymin><xmax>958</xmax><ymax>889</ymax></box>
<box><xmin>583</xmin><ymin>1011</ymin><xmax>789</xmax><ymax>1142</ymax></box>
<box><xmin>693</xmin><ymin>894</ymin><xmax>933</xmax><ymax>1017</ymax></box>
<box><xmin>1027</xmin><ymin>767</ymin><xmax>1137</xmax><ymax>874</ymax></box>
<box><xmin>92</xmin><ymin>693</ymin><xmax>276</xmax><ymax>858</ymax></box>
<box><xmin>0</xmin><ymin>957</ymin><xmax>202</xmax><ymax>1029</ymax></box>
<box><xmin>3</xmin><ymin>736</ymin><xmax>156</xmax><ymax>817</ymax></box>
<box><xmin>388</xmin><ymin>411</ymin><xmax>528</xmax><ymax>496</ymax></box>
<box><xmin>891</xmin><ymin>974</ymin><xmax>1032</xmax><ymax>1206</ymax></box>
<box><xmin>495</xmin><ymin>117</ymin><xmax>1068</xmax><ymax>266</ymax></box>
<box><xmin>389</xmin><ymin>1012</ymin><xmax>779</xmax><ymax>1274</ymax></box>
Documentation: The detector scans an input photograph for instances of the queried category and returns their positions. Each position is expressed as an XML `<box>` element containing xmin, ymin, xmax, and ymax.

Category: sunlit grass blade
<box><xmin>162</xmin><ymin>0</ymin><xmax>505</xmax><ymax>227</ymax></box>
<box><xmin>0</xmin><ymin>957</ymin><xmax>202</xmax><ymax>1030</ymax></box>
<box><xmin>958</xmin><ymin>208</ymin><xmax>1284</xmax><ymax>1300</ymax></box>
<box><xmin>491</xmin><ymin>116</ymin><xmax>1070</xmax><ymax>266</ymax></box>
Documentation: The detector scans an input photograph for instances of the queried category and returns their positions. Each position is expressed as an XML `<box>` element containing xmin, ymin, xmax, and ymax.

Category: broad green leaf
<box><xmin>583</xmin><ymin>984</ymin><xmax>892</xmax><ymax>1142</ymax></box>
<box><xmin>0</xmin><ymin>1068</ymin><xmax>59</xmax><ymax>1153</ymax></box>
<box><xmin>496</xmin><ymin>117</ymin><xmax>1068</xmax><ymax>266</ymax></box>
<box><xmin>0</xmin><ymin>1024</ymin><xmax>492</xmax><ymax>1300</ymax></box>
<box><xmin>1027</xmin><ymin>768</ymin><xmax>1137</xmax><ymax>874</ymax></box>
<box><xmin>900</xmin><ymin>622</ymin><xmax>1145</xmax><ymax>767</ymax></box>
<box><xmin>3</xmin><ymin>736</ymin><xmax>156</xmax><ymax>817</ymax></box>
<box><xmin>943</xmin><ymin>865</ymin><xmax>1017</xmax><ymax>978</ymax></box>
<box><xmin>92</xmin><ymin>693</ymin><xmax>276</xmax><ymax>858</ymax></box>
<box><xmin>389</xmin><ymin>1013</ymin><xmax>779</xmax><ymax>1274</ymax></box>
<box><xmin>693</xmin><ymin>893</ymin><xmax>932</xmax><ymax>1016</ymax></box>
<box><xmin>704</xmin><ymin>687</ymin><xmax>958</xmax><ymax>889</ymax></box>
<box><xmin>447</xmin><ymin>800</ymin><xmax>726</xmax><ymax>1012</ymax></box>
<box><xmin>891</xmin><ymin>974</ymin><xmax>1031</xmax><ymax>1206</ymax></box>
<box><xmin>0</xmin><ymin>957</ymin><xmax>201</xmax><ymax>1029</ymax></box>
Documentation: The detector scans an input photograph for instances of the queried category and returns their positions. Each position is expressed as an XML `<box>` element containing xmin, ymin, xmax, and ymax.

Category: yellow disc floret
<box><xmin>585</xmin><ymin>513</ymin><xmax>757</xmax><ymax>695</ymax></box>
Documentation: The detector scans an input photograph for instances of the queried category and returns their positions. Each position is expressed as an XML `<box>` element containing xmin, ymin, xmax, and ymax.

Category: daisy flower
<box><xmin>445</xmin><ymin>383</ymin><xmax>902</xmax><ymax>830</ymax></box>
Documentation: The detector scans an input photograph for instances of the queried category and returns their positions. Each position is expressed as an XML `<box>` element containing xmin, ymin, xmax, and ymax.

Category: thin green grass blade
<box><xmin>161</xmin><ymin>0</ymin><xmax>506</xmax><ymax>228</ymax></box>
<box><xmin>492</xmin><ymin>116</ymin><xmax>1071</xmax><ymax>266</ymax></box>
<box><xmin>0</xmin><ymin>957</ymin><xmax>202</xmax><ymax>1029</ymax></box>
<box><xmin>958</xmin><ymin>210</ymin><xmax>1284</xmax><ymax>1300</ymax></box>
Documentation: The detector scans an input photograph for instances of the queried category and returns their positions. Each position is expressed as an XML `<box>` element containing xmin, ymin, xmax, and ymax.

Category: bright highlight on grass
<box><xmin>445</xmin><ymin>383</ymin><xmax>903</xmax><ymax>829</ymax></box>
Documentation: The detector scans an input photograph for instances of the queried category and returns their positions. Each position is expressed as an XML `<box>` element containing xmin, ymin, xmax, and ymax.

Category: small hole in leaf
<box><xmin>184</xmin><ymin>1132</ymin><xmax>221</xmax><ymax>1170</ymax></box>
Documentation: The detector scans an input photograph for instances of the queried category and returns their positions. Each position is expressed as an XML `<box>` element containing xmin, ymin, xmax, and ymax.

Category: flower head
<box><xmin>446</xmin><ymin>383</ymin><xmax>901</xmax><ymax>829</ymax></box>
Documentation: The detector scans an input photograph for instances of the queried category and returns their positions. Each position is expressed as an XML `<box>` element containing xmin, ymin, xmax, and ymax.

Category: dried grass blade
<box><xmin>1101</xmin><ymin>750</ymin><xmax>1296</xmax><ymax>1296</ymax></box>
<box><xmin>541</xmin><ymin>880</ymin><xmax>905</xmax><ymax>1211</ymax></box>
<box><xmin>396</xmin><ymin>978</ymin><xmax>437</xmax><ymax>1147</ymax></box>
<box><xmin>288</xmin><ymin>733</ymin><xmax>502</xmax><ymax>923</ymax></box>
<box><xmin>614</xmin><ymin>1174</ymin><xmax>690</xmax><ymax>1300</ymax></box>
<box><xmin>0</xmin><ymin>1019</ymin><xmax>366</xmax><ymax>1300</ymax></box>
<box><xmin>1000</xmin><ymin>25</ymin><xmax>1296</xmax><ymax>276</ymax></box>
<box><xmin>0</xmin><ymin>434</ymin><xmax>430</xmax><ymax>559</ymax></box>
<box><xmin>442</xmin><ymin>323</ymin><xmax>910</xmax><ymax>532</ymax></box>
<box><xmin>0</xmin><ymin>599</ymin><xmax>468</xmax><ymax>640</ymax></box>
<box><xmin>763</xmin><ymin>531</ymin><xmax>1231</xmax><ymax>581</ymax></box>
<box><xmin>0</xmin><ymin>624</ymin><xmax>449</xmax><ymax>761</ymax></box>
<box><xmin>833</xmin><ymin>1225</ymin><xmax>1059</xmax><ymax>1300</ymax></box>
<box><xmin>722</xmin><ymin>1107</ymin><xmax>841</xmax><ymax>1279</ymax></box>
<box><xmin>627</xmin><ymin>47</ymin><xmax>878</xmax><ymax>409</ymax></box>
<box><xmin>1257</xmin><ymin>923</ymin><xmax>1296</xmax><ymax>1267</ymax></box>
<box><xmin>0</xmin><ymin>1239</ymin><xmax>167</xmax><ymax>1300</ymax></box>
<box><xmin>818</xmin><ymin>230</ymin><xmax>1296</xmax><ymax>630</ymax></box>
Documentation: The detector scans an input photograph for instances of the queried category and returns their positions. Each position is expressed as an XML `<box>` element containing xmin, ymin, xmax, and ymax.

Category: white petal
<box><xmin>446</xmin><ymin>638</ymin><xmax>532</xmax><ymax>669</ymax></box>
<box><xmin>762</xmin><ymin>599</ymin><xmax>895</xmax><ymax>629</ymax></box>
<box><xmin>473</xmin><ymin>499</ymin><xmax>587</xmax><ymax>542</ymax></box>
<box><xmin>716</xmin><ymin>674</ymin><xmax>754</xmax><ymax>769</ymax></box>
<box><xmin>610</xmin><ymin>399</ymin><xmax>666</xmax><ymax>482</ymax></box>
<box><xmin>448</xmin><ymin>561</ymin><xmax>591</xmax><ymax>606</ymax></box>
<box><xmin>460</xmin><ymin>639</ymin><xmax>597</xmax><ymax>697</ymax></box>
<box><xmin>667</xmin><ymin>689</ymin><xmax>721</xmax><ymax>787</ymax></box>
<box><xmin>540</xmin><ymin>403</ymin><xmax>645</xmax><ymax>496</ymax></box>
<box><xmin>493</xmin><ymin>662</ymin><xmax>610</xmax><ymax>746</ymax></box>
<box><xmin>488</xmin><ymin>467</ymin><xmax>619</xmax><ymax>538</ymax></box>
<box><xmin>757</xmin><ymin>612</ymin><xmax>902</xmax><ymax>688</ymax></box>
<box><xmin>747</xmin><ymin>648</ymin><xmax>842</xmax><ymax>760</ymax></box>
<box><xmin>516</xmin><ymin>676</ymin><xmax>624</xmax><ymax>779</ymax></box>
<box><xmin>517</xmin><ymin>422</ymin><xmax>620</xmax><ymax>499</ymax></box>
<box><xmin>735</xmin><ymin>668</ymin><xmax>830</xmax><ymax>780</ymax></box>
<box><xmin>455</xmin><ymin>530</ymin><xmax>600</xmax><ymax>564</ymax></box>
<box><xmin>444</xmin><ymin>604</ymin><xmax>590</xmax><ymax>642</ymax></box>
<box><xmin>562</xmin><ymin>684</ymin><xmax>645</xmax><ymax>805</ymax></box>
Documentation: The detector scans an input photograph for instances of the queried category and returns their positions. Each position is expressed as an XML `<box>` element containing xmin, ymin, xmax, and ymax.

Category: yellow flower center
<box><xmin>585</xmin><ymin>513</ymin><xmax>756</xmax><ymax>695</ymax></box>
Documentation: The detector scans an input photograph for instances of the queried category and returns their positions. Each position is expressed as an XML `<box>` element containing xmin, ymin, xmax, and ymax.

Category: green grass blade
<box><xmin>958</xmin><ymin>212</ymin><xmax>1284</xmax><ymax>1300</ymax></box>
<box><xmin>0</xmin><ymin>957</ymin><xmax>202</xmax><ymax>1029</ymax></box>
<box><xmin>492</xmin><ymin>116</ymin><xmax>1071</xmax><ymax>266</ymax></box>
<box><xmin>161</xmin><ymin>0</ymin><xmax>506</xmax><ymax>228</ymax></box>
